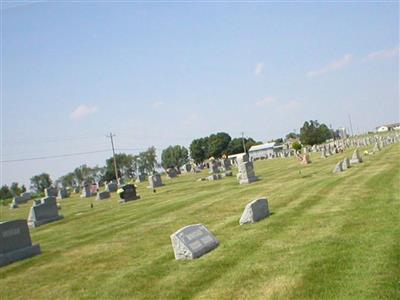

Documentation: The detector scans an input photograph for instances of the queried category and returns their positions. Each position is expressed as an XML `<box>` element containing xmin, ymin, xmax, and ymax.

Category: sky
<box><xmin>1</xmin><ymin>1</ymin><xmax>399</xmax><ymax>187</ymax></box>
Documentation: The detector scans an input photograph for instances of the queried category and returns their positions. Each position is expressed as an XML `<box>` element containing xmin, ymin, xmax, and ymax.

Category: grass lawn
<box><xmin>1</xmin><ymin>144</ymin><xmax>399</xmax><ymax>299</ymax></box>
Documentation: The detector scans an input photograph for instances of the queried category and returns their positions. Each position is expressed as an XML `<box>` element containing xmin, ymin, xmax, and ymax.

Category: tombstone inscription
<box><xmin>0</xmin><ymin>220</ymin><xmax>41</xmax><ymax>267</ymax></box>
<box><xmin>170</xmin><ymin>224</ymin><xmax>219</xmax><ymax>260</ymax></box>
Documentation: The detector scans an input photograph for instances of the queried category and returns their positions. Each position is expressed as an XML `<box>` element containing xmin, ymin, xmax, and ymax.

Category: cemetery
<box><xmin>0</xmin><ymin>136</ymin><xmax>399</xmax><ymax>299</ymax></box>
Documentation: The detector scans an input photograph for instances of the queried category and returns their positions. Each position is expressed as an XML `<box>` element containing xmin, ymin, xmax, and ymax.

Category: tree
<box><xmin>190</xmin><ymin>137</ymin><xmax>209</xmax><ymax>164</ymax></box>
<box><xmin>59</xmin><ymin>172</ymin><xmax>76</xmax><ymax>188</ymax></box>
<box><xmin>286</xmin><ymin>132</ymin><xmax>299</xmax><ymax>140</ymax></box>
<box><xmin>300</xmin><ymin>120</ymin><xmax>332</xmax><ymax>146</ymax></box>
<box><xmin>0</xmin><ymin>185</ymin><xmax>13</xmax><ymax>200</ymax></box>
<box><xmin>227</xmin><ymin>137</ymin><xmax>260</xmax><ymax>155</ymax></box>
<box><xmin>161</xmin><ymin>145</ymin><xmax>189</xmax><ymax>169</ymax></box>
<box><xmin>10</xmin><ymin>182</ymin><xmax>23</xmax><ymax>196</ymax></box>
<box><xmin>208</xmin><ymin>132</ymin><xmax>231</xmax><ymax>158</ymax></box>
<box><xmin>73</xmin><ymin>165</ymin><xmax>94</xmax><ymax>185</ymax></box>
<box><xmin>30</xmin><ymin>173</ymin><xmax>52</xmax><ymax>193</ymax></box>
<box><xmin>103</xmin><ymin>153</ymin><xmax>135</xmax><ymax>181</ymax></box>
<box><xmin>21</xmin><ymin>185</ymin><xmax>27</xmax><ymax>193</ymax></box>
<box><xmin>292</xmin><ymin>141</ymin><xmax>302</xmax><ymax>151</ymax></box>
<box><xmin>138</xmin><ymin>147</ymin><xmax>158</xmax><ymax>175</ymax></box>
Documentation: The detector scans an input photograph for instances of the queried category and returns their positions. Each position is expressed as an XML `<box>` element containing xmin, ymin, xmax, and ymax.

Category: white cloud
<box><xmin>151</xmin><ymin>101</ymin><xmax>164</xmax><ymax>109</ymax></box>
<box><xmin>69</xmin><ymin>104</ymin><xmax>98</xmax><ymax>120</ymax></box>
<box><xmin>306</xmin><ymin>54</ymin><xmax>353</xmax><ymax>77</ymax></box>
<box><xmin>277</xmin><ymin>100</ymin><xmax>300</xmax><ymax>112</ymax></box>
<box><xmin>366</xmin><ymin>47</ymin><xmax>399</xmax><ymax>61</ymax></box>
<box><xmin>254</xmin><ymin>62</ymin><xmax>264</xmax><ymax>76</ymax></box>
<box><xmin>255</xmin><ymin>96</ymin><xmax>275</xmax><ymax>107</ymax></box>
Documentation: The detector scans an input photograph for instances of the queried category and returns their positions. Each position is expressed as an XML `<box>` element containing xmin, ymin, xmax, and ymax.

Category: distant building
<box><xmin>248</xmin><ymin>142</ymin><xmax>284</xmax><ymax>160</ymax></box>
<box><xmin>376</xmin><ymin>123</ymin><xmax>400</xmax><ymax>132</ymax></box>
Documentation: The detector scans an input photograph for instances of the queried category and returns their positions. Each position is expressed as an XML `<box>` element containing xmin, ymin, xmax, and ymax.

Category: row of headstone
<box><xmin>333</xmin><ymin>149</ymin><xmax>362</xmax><ymax>174</ymax></box>
<box><xmin>170</xmin><ymin>197</ymin><xmax>269</xmax><ymax>260</ymax></box>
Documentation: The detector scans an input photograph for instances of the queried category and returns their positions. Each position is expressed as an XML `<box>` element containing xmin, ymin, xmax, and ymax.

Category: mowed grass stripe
<box><xmin>0</xmin><ymin>144</ymin><xmax>398</xmax><ymax>300</ymax></box>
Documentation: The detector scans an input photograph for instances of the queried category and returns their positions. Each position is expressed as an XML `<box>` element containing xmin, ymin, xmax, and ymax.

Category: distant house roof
<box><xmin>376</xmin><ymin>123</ymin><xmax>400</xmax><ymax>129</ymax></box>
<box><xmin>249</xmin><ymin>142</ymin><xmax>275</xmax><ymax>152</ymax></box>
<box><xmin>227</xmin><ymin>153</ymin><xmax>246</xmax><ymax>159</ymax></box>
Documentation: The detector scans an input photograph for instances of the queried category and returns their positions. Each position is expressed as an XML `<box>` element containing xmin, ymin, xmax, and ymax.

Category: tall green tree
<box><xmin>300</xmin><ymin>120</ymin><xmax>332</xmax><ymax>145</ymax></box>
<box><xmin>138</xmin><ymin>147</ymin><xmax>158</xmax><ymax>175</ymax></box>
<box><xmin>0</xmin><ymin>185</ymin><xmax>13</xmax><ymax>200</ymax></box>
<box><xmin>161</xmin><ymin>145</ymin><xmax>189</xmax><ymax>169</ymax></box>
<box><xmin>190</xmin><ymin>137</ymin><xmax>209</xmax><ymax>164</ymax></box>
<box><xmin>10</xmin><ymin>182</ymin><xmax>22</xmax><ymax>196</ymax></box>
<box><xmin>30</xmin><ymin>173</ymin><xmax>52</xmax><ymax>193</ymax></box>
<box><xmin>227</xmin><ymin>137</ymin><xmax>259</xmax><ymax>155</ymax></box>
<box><xmin>208</xmin><ymin>132</ymin><xmax>231</xmax><ymax>158</ymax></box>
<box><xmin>103</xmin><ymin>153</ymin><xmax>135</xmax><ymax>181</ymax></box>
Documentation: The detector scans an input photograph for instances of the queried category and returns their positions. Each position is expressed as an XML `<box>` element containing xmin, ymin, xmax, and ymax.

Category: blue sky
<box><xmin>1</xmin><ymin>1</ymin><xmax>399</xmax><ymax>187</ymax></box>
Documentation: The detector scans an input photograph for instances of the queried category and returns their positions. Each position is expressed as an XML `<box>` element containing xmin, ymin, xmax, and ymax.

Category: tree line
<box><xmin>1</xmin><ymin>120</ymin><xmax>337</xmax><ymax>200</ymax></box>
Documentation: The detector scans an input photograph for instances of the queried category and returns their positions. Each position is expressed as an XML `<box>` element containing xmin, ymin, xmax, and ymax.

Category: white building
<box><xmin>376</xmin><ymin>123</ymin><xmax>400</xmax><ymax>132</ymax></box>
<box><xmin>248</xmin><ymin>142</ymin><xmax>278</xmax><ymax>160</ymax></box>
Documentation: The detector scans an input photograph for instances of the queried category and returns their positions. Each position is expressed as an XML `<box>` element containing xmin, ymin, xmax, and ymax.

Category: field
<box><xmin>1</xmin><ymin>144</ymin><xmax>399</xmax><ymax>299</ymax></box>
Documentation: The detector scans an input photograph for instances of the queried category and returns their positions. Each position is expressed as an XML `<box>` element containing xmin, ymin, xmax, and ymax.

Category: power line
<box><xmin>106</xmin><ymin>133</ymin><xmax>119</xmax><ymax>185</ymax></box>
<box><xmin>0</xmin><ymin>149</ymin><xmax>111</xmax><ymax>163</ymax></box>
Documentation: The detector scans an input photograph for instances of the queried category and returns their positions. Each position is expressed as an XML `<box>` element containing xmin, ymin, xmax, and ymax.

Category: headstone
<box><xmin>0</xmin><ymin>220</ymin><xmax>41</xmax><ymax>267</ymax></box>
<box><xmin>135</xmin><ymin>174</ymin><xmax>146</xmax><ymax>183</ymax></box>
<box><xmin>225</xmin><ymin>171</ymin><xmax>233</xmax><ymax>176</ymax></box>
<box><xmin>148</xmin><ymin>174</ymin><xmax>163</xmax><ymax>189</ymax></box>
<box><xmin>13</xmin><ymin>196</ymin><xmax>27</xmax><ymax>205</ymax></box>
<box><xmin>170</xmin><ymin>224</ymin><xmax>219</xmax><ymax>260</ymax></box>
<box><xmin>73</xmin><ymin>186</ymin><xmax>80</xmax><ymax>193</ymax></box>
<box><xmin>239</xmin><ymin>198</ymin><xmax>270</xmax><ymax>225</ymax></box>
<box><xmin>80</xmin><ymin>184</ymin><xmax>92</xmax><ymax>198</ymax></box>
<box><xmin>21</xmin><ymin>192</ymin><xmax>31</xmax><ymax>201</ymax></box>
<box><xmin>207</xmin><ymin>174</ymin><xmax>222</xmax><ymax>181</ymax></box>
<box><xmin>373</xmin><ymin>142</ymin><xmax>381</xmax><ymax>152</ymax></box>
<box><xmin>208</xmin><ymin>159</ymin><xmax>219</xmax><ymax>174</ymax></box>
<box><xmin>237</xmin><ymin>158</ymin><xmax>257</xmax><ymax>184</ymax></box>
<box><xmin>118</xmin><ymin>184</ymin><xmax>140</xmax><ymax>203</ymax></box>
<box><xmin>106</xmin><ymin>182</ymin><xmax>118</xmax><ymax>192</ymax></box>
<box><xmin>27</xmin><ymin>196</ymin><xmax>63</xmax><ymax>228</ymax></box>
<box><xmin>301</xmin><ymin>153</ymin><xmax>311</xmax><ymax>164</ymax></box>
<box><xmin>166</xmin><ymin>168</ymin><xmax>178</xmax><ymax>179</ymax></box>
<box><xmin>341</xmin><ymin>158</ymin><xmax>350</xmax><ymax>170</ymax></box>
<box><xmin>44</xmin><ymin>187</ymin><xmax>58</xmax><ymax>198</ymax></box>
<box><xmin>90</xmin><ymin>184</ymin><xmax>98</xmax><ymax>195</ymax></box>
<box><xmin>221</xmin><ymin>159</ymin><xmax>232</xmax><ymax>171</ymax></box>
<box><xmin>96</xmin><ymin>191</ymin><xmax>110</xmax><ymax>200</ymax></box>
<box><xmin>57</xmin><ymin>188</ymin><xmax>69</xmax><ymax>200</ymax></box>
<box><xmin>333</xmin><ymin>161</ymin><xmax>343</xmax><ymax>173</ymax></box>
<box><xmin>181</xmin><ymin>163</ymin><xmax>192</xmax><ymax>173</ymax></box>
<box><xmin>350</xmin><ymin>149</ymin><xmax>363</xmax><ymax>165</ymax></box>
<box><xmin>320</xmin><ymin>148</ymin><xmax>327</xmax><ymax>158</ymax></box>
<box><xmin>9</xmin><ymin>200</ymin><xmax>18</xmax><ymax>209</ymax></box>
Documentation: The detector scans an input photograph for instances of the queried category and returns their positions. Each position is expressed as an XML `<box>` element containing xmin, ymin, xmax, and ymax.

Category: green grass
<box><xmin>1</xmin><ymin>144</ymin><xmax>399</xmax><ymax>299</ymax></box>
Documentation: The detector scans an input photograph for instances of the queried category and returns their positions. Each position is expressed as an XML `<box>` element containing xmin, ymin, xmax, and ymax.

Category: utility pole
<box><xmin>348</xmin><ymin>114</ymin><xmax>354</xmax><ymax>137</ymax></box>
<box><xmin>241</xmin><ymin>132</ymin><xmax>246</xmax><ymax>153</ymax></box>
<box><xmin>107</xmin><ymin>132</ymin><xmax>119</xmax><ymax>185</ymax></box>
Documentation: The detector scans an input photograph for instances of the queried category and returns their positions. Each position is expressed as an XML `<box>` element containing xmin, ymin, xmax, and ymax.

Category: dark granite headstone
<box><xmin>118</xmin><ymin>184</ymin><xmax>140</xmax><ymax>203</ymax></box>
<box><xmin>96</xmin><ymin>191</ymin><xmax>110</xmax><ymax>200</ymax></box>
<box><xmin>0</xmin><ymin>220</ymin><xmax>41</xmax><ymax>267</ymax></box>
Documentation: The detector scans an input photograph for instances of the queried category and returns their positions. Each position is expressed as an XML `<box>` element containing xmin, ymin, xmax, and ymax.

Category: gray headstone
<box><xmin>148</xmin><ymin>174</ymin><xmax>163</xmax><ymax>189</ymax></box>
<box><xmin>333</xmin><ymin>161</ymin><xmax>343</xmax><ymax>173</ymax></box>
<box><xmin>80</xmin><ymin>185</ymin><xmax>93</xmax><ymax>198</ymax></box>
<box><xmin>27</xmin><ymin>197</ymin><xmax>63</xmax><ymax>228</ymax></box>
<box><xmin>237</xmin><ymin>161</ymin><xmax>257</xmax><ymax>184</ymax></box>
<box><xmin>350</xmin><ymin>149</ymin><xmax>363</xmax><ymax>165</ymax></box>
<box><xmin>21</xmin><ymin>192</ymin><xmax>31</xmax><ymax>201</ymax></box>
<box><xmin>57</xmin><ymin>188</ymin><xmax>69</xmax><ymax>200</ymax></box>
<box><xmin>170</xmin><ymin>224</ymin><xmax>219</xmax><ymax>260</ymax></box>
<box><xmin>96</xmin><ymin>191</ymin><xmax>110</xmax><ymax>200</ymax></box>
<box><xmin>13</xmin><ymin>196</ymin><xmax>27</xmax><ymax>205</ymax></box>
<box><xmin>44</xmin><ymin>187</ymin><xmax>58</xmax><ymax>198</ymax></box>
<box><xmin>106</xmin><ymin>182</ymin><xmax>118</xmax><ymax>193</ymax></box>
<box><xmin>0</xmin><ymin>220</ymin><xmax>41</xmax><ymax>267</ymax></box>
<box><xmin>239</xmin><ymin>198</ymin><xmax>270</xmax><ymax>225</ymax></box>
